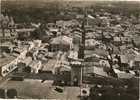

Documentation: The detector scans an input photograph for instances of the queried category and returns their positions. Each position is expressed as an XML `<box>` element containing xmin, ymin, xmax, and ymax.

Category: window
<box><xmin>8</xmin><ymin>65</ymin><xmax>14</xmax><ymax>70</ymax></box>
<box><xmin>2</xmin><ymin>69</ymin><xmax>9</xmax><ymax>75</ymax></box>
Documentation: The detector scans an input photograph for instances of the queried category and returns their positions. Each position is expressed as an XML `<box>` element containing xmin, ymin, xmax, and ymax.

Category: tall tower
<box><xmin>78</xmin><ymin>8</ymin><xmax>87</xmax><ymax>59</ymax></box>
<box><xmin>70</xmin><ymin>8</ymin><xmax>87</xmax><ymax>86</ymax></box>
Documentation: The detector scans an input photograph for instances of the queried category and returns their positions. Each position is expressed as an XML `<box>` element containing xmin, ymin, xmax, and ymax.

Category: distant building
<box><xmin>120</xmin><ymin>55</ymin><xmax>129</xmax><ymax>69</ymax></box>
<box><xmin>135</xmin><ymin>24</ymin><xmax>140</xmax><ymax>31</ymax></box>
<box><xmin>134</xmin><ymin>55</ymin><xmax>140</xmax><ymax>70</ymax></box>
<box><xmin>33</xmin><ymin>40</ymin><xmax>42</xmax><ymax>48</ymax></box>
<box><xmin>47</xmin><ymin>23</ymin><xmax>57</xmax><ymax>29</ymax></box>
<box><xmin>0</xmin><ymin>14</ymin><xmax>17</xmax><ymax>42</ymax></box>
<box><xmin>121</xmin><ymin>37</ymin><xmax>132</xmax><ymax>44</ymax></box>
<box><xmin>133</xmin><ymin>36</ymin><xmax>140</xmax><ymax>48</ymax></box>
<box><xmin>49</xmin><ymin>36</ymin><xmax>73</xmax><ymax>52</ymax></box>
<box><xmin>85</xmin><ymin>39</ymin><xmax>100</xmax><ymax>49</ymax></box>
<box><xmin>114</xmin><ymin>69</ymin><xmax>134</xmax><ymax>79</ymax></box>
<box><xmin>16</xmin><ymin>28</ymin><xmax>35</xmax><ymax>40</ymax></box>
<box><xmin>56</xmin><ymin>20</ymin><xmax>79</xmax><ymax>29</ymax></box>
<box><xmin>0</xmin><ymin>29</ymin><xmax>17</xmax><ymax>42</ymax></box>
<box><xmin>113</xmin><ymin>37</ymin><xmax>122</xmax><ymax>46</ymax></box>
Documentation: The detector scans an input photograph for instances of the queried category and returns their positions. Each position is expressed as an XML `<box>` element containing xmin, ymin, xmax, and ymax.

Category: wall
<box><xmin>71</xmin><ymin>66</ymin><xmax>81</xmax><ymax>86</ymax></box>
<box><xmin>1</xmin><ymin>58</ymin><xmax>18</xmax><ymax>76</ymax></box>
<box><xmin>0</xmin><ymin>49</ymin><xmax>28</xmax><ymax>77</ymax></box>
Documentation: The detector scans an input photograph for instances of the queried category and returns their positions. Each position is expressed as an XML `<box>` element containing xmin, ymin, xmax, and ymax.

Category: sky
<box><xmin>2</xmin><ymin>0</ymin><xmax>140</xmax><ymax>1</ymax></box>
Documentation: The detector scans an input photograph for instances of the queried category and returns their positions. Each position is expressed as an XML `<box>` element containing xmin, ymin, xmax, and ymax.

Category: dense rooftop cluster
<box><xmin>0</xmin><ymin>1</ymin><xmax>139</xmax><ymax>100</ymax></box>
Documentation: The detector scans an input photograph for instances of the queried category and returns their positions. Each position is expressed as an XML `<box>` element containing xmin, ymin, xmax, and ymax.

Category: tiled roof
<box><xmin>113</xmin><ymin>37</ymin><xmax>121</xmax><ymax>42</ymax></box>
<box><xmin>50</xmin><ymin>36</ymin><xmax>72</xmax><ymax>45</ymax></box>
<box><xmin>135</xmin><ymin>55</ymin><xmax>140</xmax><ymax>62</ymax></box>
<box><xmin>94</xmin><ymin>67</ymin><xmax>108</xmax><ymax>77</ymax></box>
<box><xmin>0</xmin><ymin>54</ymin><xmax>16</xmax><ymax>68</ymax></box>
<box><xmin>59</xmin><ymin>65</ymin><xmax>71</xmax><ymax>72</ymax></box>
<box><xmin>114</xmin><ymin>69</ymin><xmax>134</xmax><ymax>79</ymax></box>
<box><xmin>120</xmin><ymin>55</ymin><xmax>129</xmax><ymax>63</ymax></box>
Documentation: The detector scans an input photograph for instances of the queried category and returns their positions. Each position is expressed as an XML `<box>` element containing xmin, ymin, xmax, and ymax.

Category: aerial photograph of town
<box><xmin>0</xmin><ymin>0</ymin><xmax>140</xmax><ymax>100</ymax></box>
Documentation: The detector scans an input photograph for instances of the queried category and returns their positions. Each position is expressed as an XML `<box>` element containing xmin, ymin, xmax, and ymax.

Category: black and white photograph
<box><xmin>0</xmin><ymin>0</ymin><xmax>140</xmax><ymax>99</ymax></box>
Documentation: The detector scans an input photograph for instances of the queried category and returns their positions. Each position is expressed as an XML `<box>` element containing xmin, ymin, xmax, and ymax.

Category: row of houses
<box><xmin>0</xmin><ymin>40</ymin><xmax>41</xmax><ymax>77</ymax></box>
<box><xmin>0</xmin><ymin>47</ymin><xmax>27</xmax><ymax>76</ymax></box>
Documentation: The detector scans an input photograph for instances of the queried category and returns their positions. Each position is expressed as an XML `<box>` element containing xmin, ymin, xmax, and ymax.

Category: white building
<box><xmin>28</xmin><ymin>60</ymin><xmax>42</xmax><ymax>74</ymax></box>
<box><xmin>68</xmin><ymin>50</ymin><xmax>78</xmax><ymax>61</ymax></box>
<box><xmin>49</xmin><ymin>36</ymin><xmax>73</xmax><ymax>52</ymax></box>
